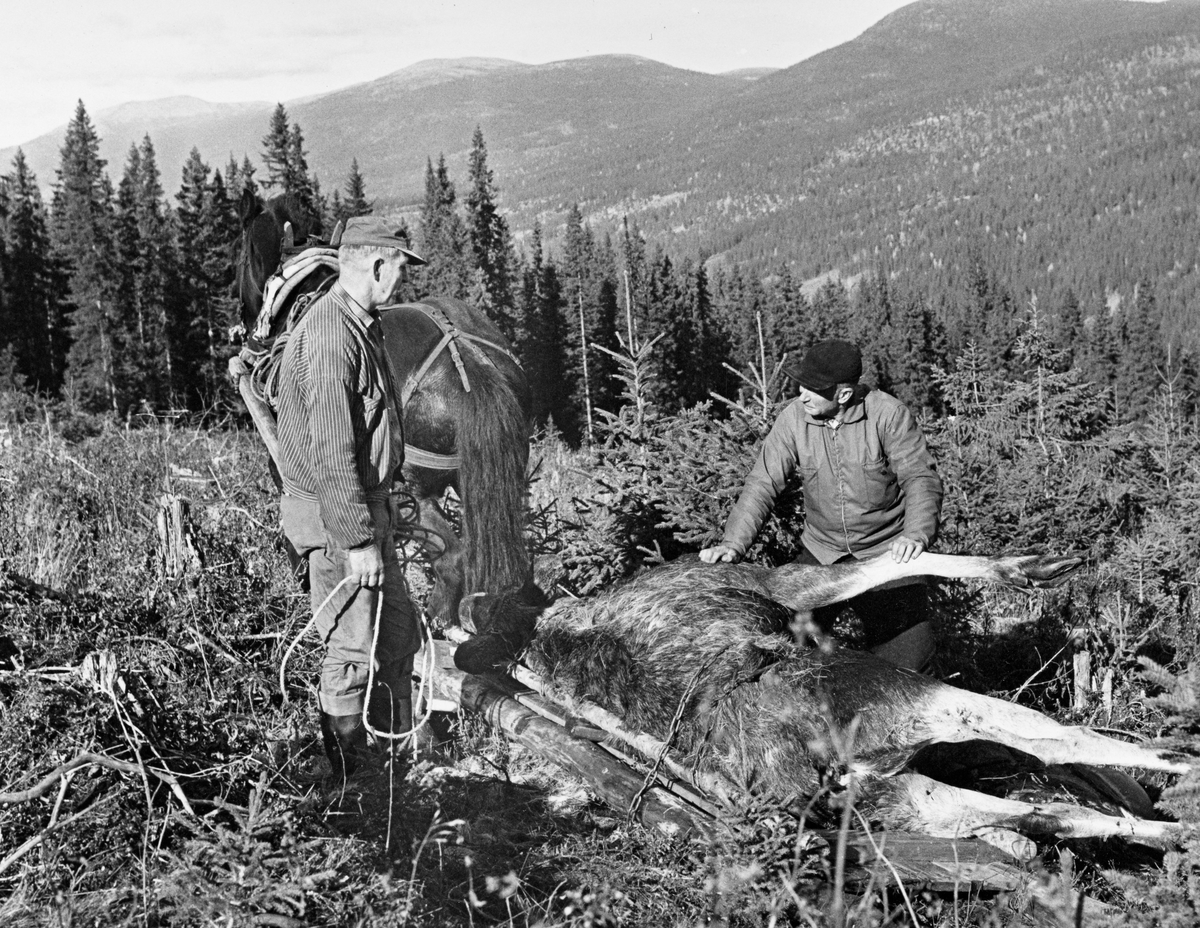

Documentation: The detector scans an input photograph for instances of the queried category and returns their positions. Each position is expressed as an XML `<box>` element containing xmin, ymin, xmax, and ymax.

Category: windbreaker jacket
<box><xmin>720</xmin><ymin>390</ymin><xmax>942</xmax><ymax>564</ymax></box>
<box><xmin>275</xmin><ymin>284</ymin><xmax>404</xmax><ymax>551</ymax></box>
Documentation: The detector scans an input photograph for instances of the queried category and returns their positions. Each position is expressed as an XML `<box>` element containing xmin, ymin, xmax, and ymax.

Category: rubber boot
<box><xmin>369</xmin><ymin>694</ymin><xmax>413</xmax><ymax>737</ymax></box>
<box><xmin>367</xmin><ymin>691</ymin><xmax>413</xmax><ymax>778</ymax></box>
<box><xmin>870</xmin><ymin>621</ymin><xmax>936</xmax><ymax>674</ymax></box>
<box><xmin>320</xmin><ymin>711</ymin><xmax>370</xmax><ymax>781</ymax></box>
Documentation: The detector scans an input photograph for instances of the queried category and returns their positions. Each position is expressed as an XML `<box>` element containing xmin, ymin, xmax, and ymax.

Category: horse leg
<box><xmin>764</xmin><ymin>552</ymin><xmax>1083</xmax><ymax>613</ymax></box>
<box><xmin>410</xmin><ymin>492</ymin><xmax>464</xmax><ymax>627</ymax></box>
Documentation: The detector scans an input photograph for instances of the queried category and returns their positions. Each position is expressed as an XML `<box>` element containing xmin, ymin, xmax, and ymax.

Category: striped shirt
<box><xmin>275</xmin><ymin>283</ymin><xmax>404</xmax><ymax>550</ymax></box>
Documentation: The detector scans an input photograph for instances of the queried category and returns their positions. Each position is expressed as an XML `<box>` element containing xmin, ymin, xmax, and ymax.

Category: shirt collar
<box><xmin>333</xmin><ymin>283</ymin><xmax>378</xmax><ymax>331</ymax></box>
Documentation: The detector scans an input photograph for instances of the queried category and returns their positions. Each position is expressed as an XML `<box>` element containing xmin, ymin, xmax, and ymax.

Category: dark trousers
<box><xmin>793</xmin><ymin>545</ymin><xmax>929</xmax><ymax>649</ymax></box>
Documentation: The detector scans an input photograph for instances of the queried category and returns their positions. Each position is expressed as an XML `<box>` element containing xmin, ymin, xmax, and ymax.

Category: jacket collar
<box><xmin>802</xmin><ymin>391</ymin><xmax>868</xmax><ymax>427</ymax></box>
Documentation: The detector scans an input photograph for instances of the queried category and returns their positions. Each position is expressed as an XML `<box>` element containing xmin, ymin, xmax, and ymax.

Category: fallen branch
<box><xmin>0</xmin><ymin>793</ymin><xmax>120</xmax><ymax>877</ymax></box>
<box><xmin>0</xmin><ymin>751</ymin><xmax>194</xmax><ymax>814</ymax></box>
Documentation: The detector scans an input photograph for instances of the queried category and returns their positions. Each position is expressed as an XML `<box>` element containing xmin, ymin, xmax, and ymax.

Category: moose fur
<box><xmin>519</xmin><ymin>552</ymin><xmax>1190</xmax><ymax>848</ymax></box>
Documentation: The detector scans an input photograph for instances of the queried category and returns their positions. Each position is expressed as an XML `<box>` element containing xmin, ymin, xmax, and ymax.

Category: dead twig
<box><xmin>0</xmin><ymin>792</ymin><xmax>120</xmax><ymax>877</ymax></box>
<box><xmin>0</xmin><ymin>750</ymin><xmax>194</xmax><ymax>815</ymax></box>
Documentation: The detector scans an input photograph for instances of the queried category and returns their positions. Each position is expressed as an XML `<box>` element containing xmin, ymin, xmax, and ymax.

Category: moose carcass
<box><xmin>498</xmin><ymin>552</ymin><xmax>1190</xmax><ymax>848</ymax></box>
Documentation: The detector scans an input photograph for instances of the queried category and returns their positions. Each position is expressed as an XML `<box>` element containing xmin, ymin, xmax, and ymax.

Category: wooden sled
<box><xmin>416</xmin><ymin>632</ymin><xmax>1071</xmax><ymax>902</ymax></box>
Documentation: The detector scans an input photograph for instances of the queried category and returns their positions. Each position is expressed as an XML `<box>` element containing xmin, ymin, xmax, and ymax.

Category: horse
<box><xmin>486</xmin><ymin>550</ymin><xmax>1191</xmax><ymax>854</ymax></box>
<box><xmin>233</xmin><ymin>190</ymin><xmax>540</xmax><ymax>625</ymax></box>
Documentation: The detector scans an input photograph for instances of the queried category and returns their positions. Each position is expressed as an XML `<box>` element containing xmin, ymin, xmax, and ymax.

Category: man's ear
<box><xmin>373</xmin><ymin>258</ymin><xmax>384</xmax><ymax>280</ymax></box>
<box><xmin>836</xmin><ymin>385</ymin><xmax>856</xmax><ymax>405</ymax></box>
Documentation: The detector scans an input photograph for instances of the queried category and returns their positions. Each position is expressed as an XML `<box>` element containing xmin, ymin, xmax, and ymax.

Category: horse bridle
<box><xmin>397</xmin><ymin>303</ymin><xmax>521</xmax><ymax>407</ymax></box>
<box><xmin>397</xmin><ymin>303</ymin><xmax>523</xmax><ymax>472</ymax></box>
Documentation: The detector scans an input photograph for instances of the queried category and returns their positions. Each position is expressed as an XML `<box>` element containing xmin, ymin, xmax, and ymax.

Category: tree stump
<box><xmin>156</xmin><ymin>494</ymin><xmax>203</xmax><ymax>588</ymax></box>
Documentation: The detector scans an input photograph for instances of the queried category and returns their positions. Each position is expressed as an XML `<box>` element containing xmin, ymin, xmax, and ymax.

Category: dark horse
<box><xmin>234</xmin><ymin>191</ymin><xmax>537</xmax><ymax>624</ymax></box>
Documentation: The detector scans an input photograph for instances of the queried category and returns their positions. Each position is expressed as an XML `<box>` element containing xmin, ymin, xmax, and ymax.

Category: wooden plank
<box><xmin>459</xmin><ymin>673</ymin><xmax>711</xmax><ymax>837</ymax></box>
<box><xmin>816</xmin><ymin>830</ymin><xmax>1026</xmax><ymax>891</ymax></box>
<box><xmin>422</xmin><ymin>639</ymin><xmax>709</xmax><ymax>835</ymax></box>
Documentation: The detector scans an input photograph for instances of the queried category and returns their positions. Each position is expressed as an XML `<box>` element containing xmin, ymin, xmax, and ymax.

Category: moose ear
<box><xmin>329</xmin><ymin>220</ymin><xmax>344</xmax><ymax>248</ymax></box>
<box><xmin>282</xmin><ymin>221</ymin><xmax>295</xmax><ymax>252</ymax></box>
<box><xmin>238</xmin><ymin>187</ymin><xmax>262</xmax><ymax>225</ymax></box>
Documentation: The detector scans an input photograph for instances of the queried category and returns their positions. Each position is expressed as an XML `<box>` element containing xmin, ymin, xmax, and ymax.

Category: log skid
<box><xmin>419</xmin><ymin>637</ymin><xmax>1037</xmax><ymax>892</ymax></box>
<box><xmin>422</xmin><ymin>638</ymin><xmax>706</xmax><ymax>837</ymax></box>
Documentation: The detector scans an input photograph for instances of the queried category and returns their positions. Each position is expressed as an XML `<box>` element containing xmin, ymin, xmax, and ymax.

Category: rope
<box><xmin>277</xmin><ymin>487</ymin><xmax>442</xmax><ymax>756</ymax></box>
<box><xmin>626</xmin><ymin>660</ymin><xmax>711</xmax><ymax>822</ymax></box>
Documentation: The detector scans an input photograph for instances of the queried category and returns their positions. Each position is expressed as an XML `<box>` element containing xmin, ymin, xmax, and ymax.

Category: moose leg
<box><xmin>910</xmin><ymin>684</ymin><xmax>1190</xmax><ymax>774</ymax></box>
<box><xmin>874</xmin><ymin>773</ymin><xmax>1181</xmax><ymax>846</ymax></box>
<box><xmin>765</xmin><ymin>552</ymin><xmax>1083</xmax><ymax>613</ymax></box>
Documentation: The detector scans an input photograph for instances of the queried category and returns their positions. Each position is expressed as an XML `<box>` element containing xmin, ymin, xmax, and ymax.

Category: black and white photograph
<box><xmin>1</xmin><ymin>1</ymin><xmax>1198</xmax><ymax>924</ymax></box>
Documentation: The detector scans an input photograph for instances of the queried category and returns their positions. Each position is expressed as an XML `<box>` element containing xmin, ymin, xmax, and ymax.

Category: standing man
<box><xmin>700</xmin><ymin>340</ymin><xmax>943</xmax><ymax>672</ymax></box>
<box><xmin>274</xmin><ymin>217</ymin><xmax>426</xmax><ymax>781</ymax></box>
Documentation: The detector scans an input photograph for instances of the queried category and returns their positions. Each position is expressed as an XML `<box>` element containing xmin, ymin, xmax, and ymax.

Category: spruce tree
<box><xmin>464</xmin><ymin>128</ymin><xmax>516</xmax><ymax>336</ymax></box>
<box><xmin>1115</xmin><ymin>277</ymin><xmax>1164</xmax><ymax>419</ymax></box>
<box><xmin>561</xmin><ymin>203</ymin><xmax>620</xmax><ymax>428</ymax></box>
<box><xmin>53</xmin><ymin>101</ymin><xmax>121</xmax><ymax>412</ymax></box>
<box><xmin>233</xmin><ymin>154</ymin><xmax>258</xmax><ymax>200</ymax></box>
<box><xmin>114</xmin><ymin>135</ymin><xmax>176</xmax><ymax>407</ymax></box>
<box><xmin>516</xmin><ymin>223</ymin><xmax>574</xmax><ymax>438</ymax></box>
<box><xmin>176</xmin><ymin>149</ymin><xmax>237</xmax><ymax>407</ymax></box>
<box><xmin>261</xmin><ymin>104</ymin><xmax>292</xmax><ymax>192</ymax></box>
<box><xmin>287</xmin><ymin>123</ymin><xmax>319</xmax><ymax>229</ymax></box>
<box><xmin>197</xmin><ymin>168</ymin><xmax>239</xmax><ymax>405</ymax></box>
<box><xmin>258</xmin><ymin>106</ymin><xmax>319</xmax><ymax>232</ymax></box>
<box><xmin>343</xmin><ymin>158</ymin><xmax>373</xmax><ymax>219</ymax></box>
<box><xmin>619</xmin><ymin>216</ymin><xmax>650</xmax><ymax>345</ymax></box>
<box><xmin>644</xmin><ymin>250</ymin><xmax>693</xmax><ymax>409</ymax></box>
<box><xmin>687</xmin><ymin>260</ymin><xmax>734</xmax><ymax>407</ymax></box>
<box><xmin>113</xmin><ymin>144</ymin><xmax>145</xmax><ymax>397</ymax></box>
<box><xmin>416</xmin><ymin>155</ymin><xmax>471</xmax><ymax>300</ymax></box>
<box><xmin>1</xmin><ymin>150</ymin><xmax>65</xmax><ymax>392</ymax></box>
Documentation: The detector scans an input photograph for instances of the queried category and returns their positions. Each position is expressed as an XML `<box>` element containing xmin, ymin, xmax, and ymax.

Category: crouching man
<box><xmin>700</xmin><ymin>340</ymin><xmax>944</xmax><ymax>672</ymax></box>
<box><xmin>274</xmin><ymin>217</ymin><xmax>426</xmax><ymax>781</ymax></box>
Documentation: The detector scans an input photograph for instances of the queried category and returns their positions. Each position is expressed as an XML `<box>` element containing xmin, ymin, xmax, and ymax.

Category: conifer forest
<box><xmin>1</xmin><ymin>47</ymin><xmax>1200</xmax><ymax>927</ymax></box>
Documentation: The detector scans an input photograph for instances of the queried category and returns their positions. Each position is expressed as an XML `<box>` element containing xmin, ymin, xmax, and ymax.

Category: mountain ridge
<box><xmin>5</xmin><ymin>0</ymin><xmax>1200</xmax><ymax>344</ymax></box>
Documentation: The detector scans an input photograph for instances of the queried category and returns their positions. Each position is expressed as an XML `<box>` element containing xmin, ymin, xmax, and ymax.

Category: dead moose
<box><xmin>462</xmin><ymin>550</ymin><xmax>1191</xmax><ymax>853</ymax></box>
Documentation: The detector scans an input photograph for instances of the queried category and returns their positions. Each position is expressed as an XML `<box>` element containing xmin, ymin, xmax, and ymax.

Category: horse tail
<box><xmin>425</xmin><ymin>299</ymin><xmax>533</xmax><ymax>597</ymax></box>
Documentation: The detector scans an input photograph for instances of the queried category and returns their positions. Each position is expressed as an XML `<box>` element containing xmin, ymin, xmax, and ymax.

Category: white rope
<box><xmin>279</xmin><ymin>576</ymin><xmax>353</xmax><ymax>703</ymax></box>
<box><xmin>278</xmin><ymin>553</ymin><xmax>439</xmax><ymax>754</ymax></box>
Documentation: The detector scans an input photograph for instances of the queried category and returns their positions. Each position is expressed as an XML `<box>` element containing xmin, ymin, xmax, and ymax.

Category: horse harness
<box><xmin>242</xmin><ymin>245</ymin><xmax>521</xmax><ymax>474</ymax></box>
<box><xmin>391</xmin><ymin>302</ymin><xmax>521</xmax><ymax>472</ymax></box>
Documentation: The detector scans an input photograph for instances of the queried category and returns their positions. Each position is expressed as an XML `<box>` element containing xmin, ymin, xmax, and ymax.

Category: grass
<box><xmin>0</xmin><ymin>400</ymin><xmax>1195</xmax><ymax>926</ymax></box>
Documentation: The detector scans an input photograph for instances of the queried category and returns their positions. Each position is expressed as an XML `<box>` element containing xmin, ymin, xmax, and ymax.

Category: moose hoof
<box><xmin>1019</xmin><ymin>555</ymin><xmax>1084</xmax><ymax>587</ymax></box>
<box><xmin>453</xmin><ymin>630</ymin><xmax>530</xmax><ymax>675</ymax></box>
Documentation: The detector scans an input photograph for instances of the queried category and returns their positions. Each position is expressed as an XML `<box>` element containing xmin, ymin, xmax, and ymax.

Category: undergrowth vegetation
<box><xmin>1</xmin><ymin>318</ymin><xmax>1198</xmax><ymax>926</ymax></box>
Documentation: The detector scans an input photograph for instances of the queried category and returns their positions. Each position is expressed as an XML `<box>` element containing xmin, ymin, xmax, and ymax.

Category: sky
<box><xmin>0</xmin><ymin>0</ymin><xmax>916</xmax><ymax>148</ymax></box>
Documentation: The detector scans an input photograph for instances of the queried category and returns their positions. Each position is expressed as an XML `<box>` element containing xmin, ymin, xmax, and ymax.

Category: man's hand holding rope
<box><xmin>348</xmin><ymin>543</ymin><xmax>385</xmax><ymax>588</ymax></box>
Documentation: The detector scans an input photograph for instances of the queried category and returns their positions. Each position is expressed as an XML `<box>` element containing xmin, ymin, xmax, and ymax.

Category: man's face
<box><xmin>374</xmin><ymin>253</ymin><xmax>409</xmax><ymax>301</ymax></box>
<box><xmin>797</xmin><ymin>386</ymin><xmax>842</xmax><ymax>419</ymax></box>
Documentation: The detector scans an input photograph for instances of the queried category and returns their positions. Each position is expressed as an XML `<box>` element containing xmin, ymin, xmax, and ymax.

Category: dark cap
<box><xmin>340</xmin><ymin>216</ymin><xmax>427</xmax><ymax>265</ymax></box>
<box><xmin>782</xmin><ymin>339</ymin><xmax>863</xmax><ymax>395</ymax></box>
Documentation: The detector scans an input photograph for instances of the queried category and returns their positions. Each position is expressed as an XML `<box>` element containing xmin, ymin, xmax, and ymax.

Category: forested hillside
<box><xmin>686</xmin><ymin>6</ymin><xmax>1200</xmax><ymax>349</ymax></box>
<box><xmin>3</xmin><ymin>0</ymin><xmax>1200</xmax><ymax>434</ymax></box>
